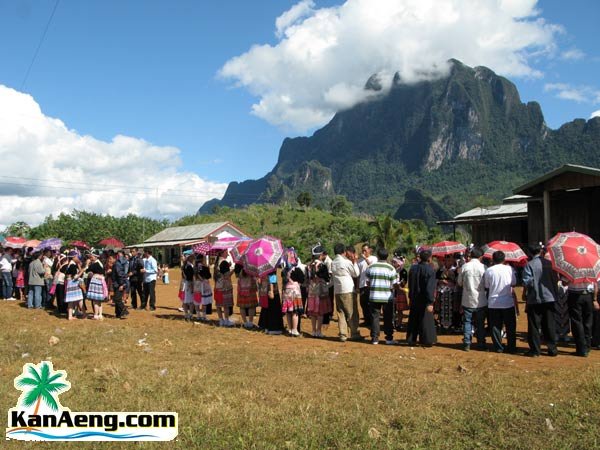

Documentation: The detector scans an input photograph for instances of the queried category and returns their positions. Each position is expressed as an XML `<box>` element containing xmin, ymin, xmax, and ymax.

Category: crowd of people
<box><xmin>2</xmin><ymin>240</ymin><xmax>600</xmax><ymax>358</ymax></box>
<box><xmin>0</xmin><ymin>246</ymin><xmax>161</xmax><ymax>320</ymax></box>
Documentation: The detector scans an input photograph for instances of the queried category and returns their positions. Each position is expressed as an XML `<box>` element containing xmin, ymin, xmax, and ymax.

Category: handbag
<box><xmin>49</xmin><ymin>283</ymin><xmax>56</xmax><ymax>296</ymax></box>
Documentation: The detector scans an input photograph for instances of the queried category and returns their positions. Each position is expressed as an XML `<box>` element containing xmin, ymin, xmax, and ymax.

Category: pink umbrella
<box><xmin>99</xmin><ymin>237</ymin><xmax>125</xmax><ymax>249</ymax></box>
<box><xmin>193</xmin><ymin>236</ymin><xmax>251</xmax><ymax>256</ymax></box>
<box><xmin>2</xmin><ymin>237</ymin><xmax>27</xmax><ymax>249</ymax></box>
<box><xmin>70</xmin><ymin>240</ymin><xmax>90</xmax><ymax>249</ymax></box>
<box><xmin>23</xmin><ymin>239</ymin><xmax>41</xmax><ymax>249</ymax></box>
<box><xmin>239</xmin><ymin>236</ymin><xmax>284</xmax><ymax>277</ymax></box>
<box><xmin>430</xmin><ymin>241</ymin><xmax>466</xmax><ymax>257</ymax></box>
<box><xmin>230</xmin><ymin>239</ymin><xmax>253</xmax><ymax>263</ymax></box>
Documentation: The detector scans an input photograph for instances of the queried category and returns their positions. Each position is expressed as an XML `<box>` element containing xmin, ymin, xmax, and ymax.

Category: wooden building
<box><xmin>513</xmin><ymin>164</ymin><xmax>600</xmax><ymax>243</ymax></box>
<box><xmin>130</xmin><ymin>221</ymin><xmax>248</xmax><ymax>265</ymax></box>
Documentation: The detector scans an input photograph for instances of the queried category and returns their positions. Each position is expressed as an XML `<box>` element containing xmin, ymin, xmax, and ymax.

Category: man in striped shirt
<box><xmin>366</xmin><ymin>248</ymin><xmax>400</xmax><ymax>345</ymax></box>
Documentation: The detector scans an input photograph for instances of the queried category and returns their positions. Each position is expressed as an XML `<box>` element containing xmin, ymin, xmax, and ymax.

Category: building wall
<box><xmin>472</xmin><ymin>219</ymin><xmax>528</xmax><ymax>246</ymax></box>
<box><xmin>527</xmin><ymin>186</ymin><xmax>600</xmax><ymax>243</ymax></box>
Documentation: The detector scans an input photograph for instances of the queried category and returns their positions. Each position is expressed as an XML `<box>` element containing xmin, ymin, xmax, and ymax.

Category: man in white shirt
<box><xmin>331</xmin><ymin>243</ymin><xmax>361</xmax><ymax>342</ymax></box>
<box><xmin>483</xmin><ymin>251</ymin><xmax>517</xmax><ymax>353</ymax></box>
<box><xmin>457</xmin><ymin>247</ymin><xmax>487</xmax><ymax>351</ymax></box>
<box><xmin>0</xmin><ymin>248</ymin><xmax>15</xmax><ymax>300</ymax></box>
<box><xmin>358</xmin><ymin>244</ymin><xmax>377</xmax><ymax>328</ymax></box>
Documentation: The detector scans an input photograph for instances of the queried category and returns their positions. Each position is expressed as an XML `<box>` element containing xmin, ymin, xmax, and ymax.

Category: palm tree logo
<box><xmin>14</xmin><ymin>361</ymin><xmax>70</xmax><ymax>416</ymax></box>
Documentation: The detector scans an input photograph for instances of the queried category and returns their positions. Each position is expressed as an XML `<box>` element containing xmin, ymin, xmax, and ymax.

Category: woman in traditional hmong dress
<box><xmin>214</xmin><ymin>259</ymin><xmax>234</xmax><ymax>327</ymax></box>
<box><xmin>64</xmin><ymin>252</ymin><xmax>85</xmax><ymax>320</ymax></box>
<box><xmin>235</xmin><ymin>265</ymin><xmax>259</xmax><ymax>329</ymax></box>
<box><xmin>281</xmin><ymin>267</ymin><xmax>305</xmax><ymax>337</ymax></box>
<box><xmin>181</xmin><ymin>256</ymin><xmax>196</xmax><ymax>321</ymax></box>
<box><xmin>305</xmin><ymin>262</ymin><xmax>331</xmax><ymax>337</ymax></box>
<box><xmin>555</xmin><ymin>280</ymin><xmax>571</xmax><ymax>342</ymax></box>
<box><xmin>86</xmin><ymin>252</ymin><xmax>108</xmax><ymax>320</ymax></box>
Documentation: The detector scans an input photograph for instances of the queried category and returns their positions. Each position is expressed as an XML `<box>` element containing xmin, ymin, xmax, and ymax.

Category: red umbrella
<box><xmin>239</xmin><ymin>236</ymin><xmax>284</xmax><ymax>277</ymax></box>
<box><xmin>482</xmin><ymin>241</ymin><xmax>527</xmax><ymax>263</ymax></box>
<box><xmin>430</xmin><ymin>241</ymin><xmax>466</xmax><ymax>257</ymax></box>
<box><xmin>99</xmin><ymin>237</ymin><xmax>125</xmax><ymax>249</ymax></box>
<box><xmin>70</xmin><ymin>240</ymin><xmax>90</xmax><ymax>249</ymax></box>
<box><xmin>546</xmin><ymin>232</ymin><xmax>600</xmax><ymax>284</ymax></box>
<box><xmin>230</xmin><ymin>239</ymin><xmax>253</xmax><ymax>263</ymax></box>
<box><xmin>2</xmin><ymin>237</ymin><xmax>27</xmax><ymax>249</ymax></box>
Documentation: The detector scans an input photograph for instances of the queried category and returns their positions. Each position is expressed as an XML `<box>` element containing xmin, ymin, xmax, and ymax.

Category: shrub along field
<box><xmin>1</xmin><ymin>271</ymin><xmax>599</xmax><ymax>449</ymax></box>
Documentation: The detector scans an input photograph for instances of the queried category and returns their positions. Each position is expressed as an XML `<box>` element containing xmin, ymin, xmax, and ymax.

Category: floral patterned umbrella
<box><xmin>230</xmin><ymin>239</ymin><xmax>253</xmax><ymax>263</ymax></box>
<box><xmin>37</xmin><ymin>238</ymin><xmax>63</xmax><ymax>251</ymax></box>
<box><xmin>239</xmin><ymin>236</ymin><xmax>284</xmax><ymax>277</ymax></box>
<box><xmin>546</xmin><ymin>232</ymin><xmax>600</xmax><ymax>284</ymax></box>
<box><xmin>1</xmin><ymin>237</ymin><xmax>27</xmax><ymax>249</ymax></box>
<box><xmin>193</xmin><ymin>236</ymin><xmax>251</xmax><ymax>256</ymax></box>
<box><xmin>482</xmin><ymin>241</ymin><xmax>527</xmax><ymax>263</ymax></box>
<box><xmin>430</xmin><ymin>241</ymin><xmax>466</xmax><ymax>257</ymax></box>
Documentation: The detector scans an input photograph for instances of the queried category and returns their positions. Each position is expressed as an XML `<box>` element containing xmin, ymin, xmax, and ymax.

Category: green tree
<box><xmin>330</xmin><ymin>195</ymin><xmax>352</xmax><ymax>216</ymax></box>
<box><xmin>369</xmin><ymin>214</ymin><xmax>402</xmax><ymax>252</ymax></box>
<box><xmin>296</xmin><ymin>191</ymin><xmax>312</xmax><ymax>209</ymax></box>
<box><xmin>4</xmin><ymin>221</ymin><xmax>31</xmax><ymax>238</ymax></box>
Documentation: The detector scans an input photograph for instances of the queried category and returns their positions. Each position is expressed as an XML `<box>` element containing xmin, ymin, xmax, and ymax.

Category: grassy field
<box><xmin>1</xmin><ymin>272</ymin><xmax>599</xmax><ymax>449</ymax></box>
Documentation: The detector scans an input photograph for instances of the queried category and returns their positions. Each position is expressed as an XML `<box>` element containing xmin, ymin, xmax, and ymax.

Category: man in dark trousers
<box><xmin>406</xmin><ymin>249</ymin><xmax>437</xmax><ymax>346</ymax></box>
<box><xmin>522</xmin><ymin>244</ymin><xmax>559</xmax><ymax>357</ymax></box>
<box><xmin>128</xmin><ymin>248</ymin><xmax>144</xmax><ymax>309</ymax></box>
<box><xmin>112</xmin><ymin>249</ymin><xmax>129</xmax><ymax>319</ymax></box>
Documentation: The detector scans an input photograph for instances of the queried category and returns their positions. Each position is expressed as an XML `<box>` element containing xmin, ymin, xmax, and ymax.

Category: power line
<box><xmin>20</xmin><ymin>0</ymin><xmax>61</xmax><ymax>90</ymax></box>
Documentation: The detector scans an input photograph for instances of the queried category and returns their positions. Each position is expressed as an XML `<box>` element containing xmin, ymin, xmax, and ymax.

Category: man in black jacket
<box><xmin>112</xmin><ymin>250</ymin><xmax>130</xmax><ymax>319</ymax></box>
<box><xmin>128</xmin><ymin>248</ymin><xmax>144</xmax><ymax>309</ymax></box>
<box><xmin>406</xmin><ymin>249</ymin><xmax>437</xmax><ymax>346</ymax></box>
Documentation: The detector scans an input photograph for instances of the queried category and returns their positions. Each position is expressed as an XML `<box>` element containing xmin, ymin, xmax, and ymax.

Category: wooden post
<box><xmin>543</xmin><ymin>190</ymin><xmax>551</xmax><ymax>243</ymax></box>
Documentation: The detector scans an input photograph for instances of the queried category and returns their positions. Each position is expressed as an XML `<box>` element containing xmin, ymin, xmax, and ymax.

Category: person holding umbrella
<box><xmin>522</xmin><ymin>244</ymin><xmax>559</xmax><ymax>357</ymax></box>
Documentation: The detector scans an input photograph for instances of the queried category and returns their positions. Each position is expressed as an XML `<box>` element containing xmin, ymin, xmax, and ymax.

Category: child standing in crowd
<box><xmin>257</xmin><ymin>274</ymin><xmax>270</xmax><ymax>330</ymax></box>
<box><xmin>194</xmin><ymin>266</ymin><xmax>213</xmax><ymax>322</ymax></box>
<box><xmin>182</xmin><ymin>256</ymin><xmax>195</xmax><ymax>321</ymax></box>
<box><xmin>282</xmin><ymin>267</ymin><xmax>305</xmax><ymax>336</ymax></box>
<box><xmin>162</xmin><ymin>264</ymin><xmax>170</xmax><ymax>284</ymax></box>
<box><xmin>214</xmin><ymin>260</ymin><xmax>235</xmax><ymax>327</ymax></box>
<box><xmin>14</xmin><ymin>258</ymin><xmax>26</xmax><ymax>301</ymax></box>
<box><xmin>306</xmin><ymin>262</ymin><xmax>332</xmax><ymax>337</ymax></box>
<box><xmin>64</xmin><ymin>252</ymin><xmax>85</xmax><ymax>320</ymax></box>
<box><xmin>235</xmin><ymin>265</ymin><xmax>259</xmax><ymax>329</ymax></box>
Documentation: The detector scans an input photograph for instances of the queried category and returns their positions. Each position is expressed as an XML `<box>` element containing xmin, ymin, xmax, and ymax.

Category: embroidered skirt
<box><xmin>65</xmin><ymin>279</ymin><xmax>84</xmax><ymax>303</ymax></box>
<box><xmin>86</xmin><ymin>276</ymin><xmax>108</xmax><ymax>301</ymax></box>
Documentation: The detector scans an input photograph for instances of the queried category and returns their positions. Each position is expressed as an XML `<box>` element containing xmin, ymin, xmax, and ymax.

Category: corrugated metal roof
<box><xmin>128</xmin><ymin>239</ymin><xmax>204</xmax><ymax>248</ymax></box>
<box><xmin>453</xmin><ymin>202</ymin><xmax>527</xmax><ymax>220</ymax></box>
<box><xmin>144</xmin><ymin>222</ymin><xmax>236</xmax><ymax>243</ymax></box>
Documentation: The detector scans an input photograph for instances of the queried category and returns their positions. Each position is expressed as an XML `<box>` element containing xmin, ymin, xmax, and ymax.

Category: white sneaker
<box><xmin>290</xmin><ymin>329</ymin><xmax>300</xmax><ymax>337</ymax></box>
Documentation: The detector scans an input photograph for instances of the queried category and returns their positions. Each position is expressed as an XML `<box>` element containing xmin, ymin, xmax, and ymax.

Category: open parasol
<box><xmin>1</xmin><ymin>237</ymin><xmax>27</xmax><ymax>249</ymax></box>
<box><xmin>482</xmin><ymin>241</ymin><xmax>527</xmax><ymax>264</ymax></box>
<box><xmin>230</xmin><ymin>238</ymin><xmax>253</xmax><ymax>263</ymax></box>
<box><xmin>430</xmin><ymin>241</ymin><xmax>466</xmax><ymax>257</ymax></box>
<box><xmin>99</xmin><ymin>237</ymin><xmax>125</xmax><ymax>249</ymax></box>
<box><xmin>546</xmin><ymin>232</ymin><xmax>600</xmax><ymax>284</ymax></box>
<box><xmin>23</xmin><ymin>239</ymin><xmax>41</xmax><ymax>249</ymax></box>
<box><xmin>239</xmin><ymin>236</ymin><xmax>284</xmax><ymax>277</ymax></box>
<box><xmin>37</xmin><ymin>238</ymin><xmax>63</xmax><ymax>251</ymax></box>
<box><xmin>70</xmin><ymin>240</ymin><xmax>90</xmax><ymax>249</ymax></box>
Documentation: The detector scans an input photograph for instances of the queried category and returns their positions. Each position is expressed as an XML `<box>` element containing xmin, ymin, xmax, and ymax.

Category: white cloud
<box><xmin>544</xmin><ymin>83</ymin><xmax>600</xmax><ymax>103</ymax></box>
<box><xmin>560</xmin><ymin>48</ymin><xmax>585</xmax><ymax>61</ymax></box>
<box><xmin>220</xmin><ymin>0</ymin><xmax>561</xmax><ymax>131</ymax></box>
<box><xmin>275</xmin><ymin>0</ymin><xmax>315</xmax><ymax>38</ymax></box>
<box><xmin>0</xmin><ymin>85</ymin><xmax>227</xmax><ymax>228</ymax></box>
<box><xmin>592</xmin><ymin>110</ymin><xmax>600</xmax><ymax>119</ymax></box>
